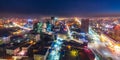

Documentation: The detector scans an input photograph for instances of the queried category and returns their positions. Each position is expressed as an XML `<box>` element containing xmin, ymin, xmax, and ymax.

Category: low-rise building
<box><xmin>6</xmin><ymin>46</ymin><xmax>20</xmax><ymax>55</ymax></box>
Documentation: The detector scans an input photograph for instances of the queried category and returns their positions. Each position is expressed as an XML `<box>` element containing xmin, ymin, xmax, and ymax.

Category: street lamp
<box><xmin>70</xmin><ymin>50</ymin><xmax>78</xmax><ymax>57</ymax></box>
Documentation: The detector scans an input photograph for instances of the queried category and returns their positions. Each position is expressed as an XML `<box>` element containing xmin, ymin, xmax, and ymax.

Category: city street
<box><xmin>88</xmin><ymin>26</ymin><xmax>120</xmax><ymax>60</ymax></box>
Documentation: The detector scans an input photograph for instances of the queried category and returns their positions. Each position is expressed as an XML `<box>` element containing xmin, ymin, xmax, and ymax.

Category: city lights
<box><xmin>0</xmin><ymin>7</ymin><xmax>120</xmax><ymax>60</ymax></box>
<box><xmin>70</xmin><ymin>50</ymin><xmax>78</xmax><ymax>57</ymax></box>
<box><xmin>2</xmin><ymin>0</ymin><xmax>120</xmax><ymax>59</ymax></box>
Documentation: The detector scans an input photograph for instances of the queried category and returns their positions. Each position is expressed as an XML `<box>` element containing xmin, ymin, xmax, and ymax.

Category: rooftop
<box><xmin>34</xmin><ymin>48</ymin><xmax>48</xmax><ymax>55</ymax></box>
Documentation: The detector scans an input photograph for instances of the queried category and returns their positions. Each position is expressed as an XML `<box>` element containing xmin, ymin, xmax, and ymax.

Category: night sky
<box><xmin>0</xmin><ymin>0</ymin><xmax>120</xmax><ymax>17</ymax></box>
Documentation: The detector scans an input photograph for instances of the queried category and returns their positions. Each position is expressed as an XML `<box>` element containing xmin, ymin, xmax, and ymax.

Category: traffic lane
<box><xmin>89</xmin><ymin>42</ymin><xmax>115</xmax><ymax>60</ymax></box>
<box><xmin>97</xmin><ymin>45</ymin><xmax>117</xmax><ymax>60</ymax></box>
<box><xmin>47</xmin><ymin>37</ymin><xmax>63</xmax><ymax>60</ymax></box>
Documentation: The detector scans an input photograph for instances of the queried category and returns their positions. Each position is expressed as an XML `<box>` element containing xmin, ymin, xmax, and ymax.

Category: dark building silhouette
<box><xmin>81</xmin><ymin>19</ymin><xmax>89</xmax><ymax>33</ymax></box>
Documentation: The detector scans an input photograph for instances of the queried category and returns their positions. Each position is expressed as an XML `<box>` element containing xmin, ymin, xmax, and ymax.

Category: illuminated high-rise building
<box><xmin>46</xmin><ymin>20</ymin><xmax>52</xmax><ymax>32</ymax></box>
<box><xmin>33</xmin><ymin>22</ymin><xmax>43</xmax><ymax>33</ymax></box>
<box><xmin>51</xmin><ymin>17</ymin><xmax>57</xmax><ymax>25</ymax></box>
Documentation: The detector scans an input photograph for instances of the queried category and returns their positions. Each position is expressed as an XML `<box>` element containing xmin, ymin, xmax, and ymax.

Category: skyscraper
<box><xmin>33</xmin><ymin>22</ymin><xmax>43</xmax><ymax>33</ymax></box>
<box><xmin>81</xmin><ymin>19</ymin><xmax>89</xmax><ymax>33</ymax></box>
<box><xmin>51</xmin><ymin>17</ymin><xmax>58</xmax><ymax>25</ymax></box>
